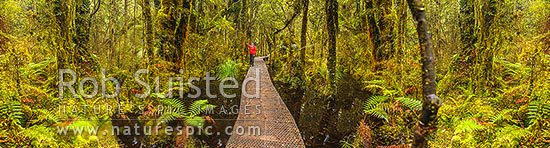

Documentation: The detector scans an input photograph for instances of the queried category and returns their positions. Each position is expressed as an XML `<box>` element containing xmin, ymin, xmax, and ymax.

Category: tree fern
<box><xmin>363</xmin><ymin>95</ymin><xmax>422</xmax><ymax>122</ymax></box>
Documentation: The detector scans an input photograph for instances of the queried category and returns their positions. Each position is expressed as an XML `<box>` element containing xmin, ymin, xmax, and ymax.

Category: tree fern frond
<box><xmin>377</xmin><ymin>103</ymin><xmax>392</xmax><ymax>113</ymax></box>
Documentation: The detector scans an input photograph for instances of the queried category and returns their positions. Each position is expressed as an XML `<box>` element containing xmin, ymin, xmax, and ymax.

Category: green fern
<box><xmin>527</xmin><ymin>101</ymin><xmax>550</xmax><ymax>125</ymax></box>
<box><xmin>454</xmin><ymin>119</ymin><xmax>485</xmax><ymax>134</ymax></box>
<box><xmin>157</xmin><ymin>111</ymin><xmax>186</xmax><ymax>125</ymax></box>
<box><xmin>490</xmin><ymin>109</ymin><xmax>513</xmax><ymax>125</ymax></box>
<box><xmin>0</xmin><ymin>101</ymin><xmax>24</xmax><ymax>126</ymax></box>
<box><xmin>363</xmin><ymin>95</ymin><xmax>389</xmax><ymax>110</ymax></box>
<box><xmin>363</xmin><ymin>96</ymin><xmax>390</xmax><ymax>122</ymax></box>
<box><xmin>493</xmin><ymin>126</ymin><xmax>531</xmax><ymax>147</ymax></box>
<box><xmin>157</xmin><ymin>99</ymin><xmax>216</xmax><ymax>128</ymax></box>
<box><xmin>363</xmin><ymin>95</ymin><xmax>422</xmax><ymax>122</ymax></box>
<box><xmin>365</xmin><ymin>108</ymin><xmax>389</xmax><ymax>122</ymax></box>
<box><xmin>33</xmin><ymin>109</ymin><xmax>59</xmax><ymax>124</ymax></box>
<box><xmin>395</xmin><ymin>97</ymin><xmax>422</xmax><ymax>110</ymax></box>
<box><xmin>162</xmin><ymin>97</ymin><xmax>184</xmax><ymax>108</ymax></box>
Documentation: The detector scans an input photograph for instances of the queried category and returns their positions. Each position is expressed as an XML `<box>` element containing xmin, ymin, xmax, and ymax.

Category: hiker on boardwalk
<box><xmin>246</xmin><ymin>42</ymin><xmax>257</xmax><ymax>66</ymax></box>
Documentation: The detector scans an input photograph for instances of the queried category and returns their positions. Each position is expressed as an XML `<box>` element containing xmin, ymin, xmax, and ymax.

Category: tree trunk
<box><xmin>481</xmin><ymin>0</ymin><xmax>498</xmax><ymax>83</ymax></box>
<box><xmin>546</xmin><ymin>11</ymin><xmax>550</xmax><ymax>54</ymax></box>
<box><xmin>406</xmin><ymin>0</ymin><xmax>442</xmax><ymax>147</ymax></box>
<box><xmin>158</xmin><ymin>0</ymin><xmax>176</xmax><ymax>63</ymax></box>
<box><xmin>317</xmin><ymin>0</ymin><xmax>338</xmax><ymax>145</ymax></box>
<box><xmin>458</xmin><ymin>0</ymin><xmax>476</xmax><ymax>67</ymax></box>
<box><xmin>142</xmin><ymin>0</ymin><xmax>155</xmax><ymax>63</ymax></box>
<box><xmin>74</xmin><ymin>0</ymin><xmax>91</xmax><ymax>64</ymax></box>
<box><xmin>300</xmin><ymin>0</ymin><xmax>309</xmax><ymax>72</ymax></box>
<box><xmin>364</xmin><ymin>0</ymin><xmax>382</xmax><ymax>64</ymax></box>
<box><xmin>53</xmin><ymin>0</ymin><xmax>67</xmax><ymax>70</ymax></box>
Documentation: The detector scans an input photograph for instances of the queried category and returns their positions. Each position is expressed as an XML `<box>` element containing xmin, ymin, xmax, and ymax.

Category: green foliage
<box><xmin>363</xmin><ymin>95</ymin><xmax>421</xmax><ymax>122</ymax></box>
<box><xmin>158</xmin><ymin>98</ymin><xmax>216</xmax><ymax>128</ymax></box>
<box><xmin>527</xmin><ymin>101</ymin><xmax>550</xmax><ymax>125</ymax></box>
<box><xmin>216</xmin><ymin>59</ymin><xmax>240</xmax><ymax>80</ymax></box>
<box><xmin>395</xmin><ymin>97</ymin><xmax>422</xmax><ymax>110</ymax></box>
<box><xmin>454</xmin><ymin>119</ymin><xmax>485</xmax><ymax>134</ymax></box>
<box><xmin>0</xmin><ymin>101</ymin><xmax>24</xmax><ymax>128</ymax></box>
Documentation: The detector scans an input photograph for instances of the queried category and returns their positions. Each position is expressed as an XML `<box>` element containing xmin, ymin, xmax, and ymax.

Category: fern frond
<box><xmin>494</xmin><ymin>126</ymin><xmax>531</xmax><ymax>146</ymax></box>
<box><xmin>1</xmin><ymin>101</ymin><xmax>24</xmax><ymax>126</ymax></box>
<box><xmin>527</xmin><ymin>101</ymin><xmax>550</xmax><ymax>125</ymax></box>
<box><xmin>490</xmin><ymin>109</ymin><xmax>513</xmax><ymax>125</ymax></box>
<box><xmin>188</xmin><ymin>100</ymin><xmax>209</xmax><ymax>117</ymax></box>
<box><xmin>185</xmin><ymin>116</ymin><xmax>206</xmax><ymax>128</ymax></box>
<box><xmin>363</xmin><ymin>95</ymin><xmax>389</xmax><ymax>110</ymax></box>
<box><xmin>157</xmin><ymin>111</ymin><xmax>185</xmax><ymax>125</ymax></box>
<box><xmin>34</xmin><ymin>109</ymin><xmax>59</xmax><ymax>124</ymax></box>
<box><xmin>162</xmin><ymin>98</ymin><xmax>184</xmax><ymax>108</ymax></box>
<box><xmin>395</xmin><ymin>97</ymin><xmax>422</xmax><ymax>110</ymax></box>
<box><xmin>454</xmin><ymin>119</ymin><xmax>485</xmax><ymax>134</ymax></box>
<box><xmin>365</xmin><ymin>108</ymin><xmax>389</xmax><ymax>122</ymax></box>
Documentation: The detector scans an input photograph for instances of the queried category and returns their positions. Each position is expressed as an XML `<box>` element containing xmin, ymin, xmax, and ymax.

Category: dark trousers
<box><xmin>250</xmin><ymin>54</ymin><xmax>255</xmax><ymax>66</ymax></box>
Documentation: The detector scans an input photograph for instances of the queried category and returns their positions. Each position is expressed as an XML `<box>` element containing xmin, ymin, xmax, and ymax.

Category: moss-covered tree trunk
<box><xmin>365</xmin><ymin>0</ymin><xmax>380</xmax><ymax>64</ymax></box>
<box><xmin>406</xmin><ymin>0</ymin><xmax>442</xmax><ymax>147</ymax></box>
<box><xmin>158</xmin><ymin>0</ymin><xmax>191</xmax><ymax>71</ymax></box>
<box><xmin>53</xmin><ymin>0</ymin><xmax>68</xmax><ymax>69</ymax></box>
<box><xmin>142</xmin><ymin>0</ymin><xmax>155</xmax><ymax>63</ymax></box>
<box><xmin>546</xmin><ymin>11</ymin><xmax>550</xmax><ymax>53</ymax></box>
<box><xmin>317</xmin><ymin>0</ymin><xmax>338</xmax><ymax>145</ymax></box>
<box><xmin>74</xmin><ymin>0</ymin><xmax>91</xmax><ymax>64</ymax></box>
<box><xmin>458</xmin><ymin>0</ymin><xmax>476</xmax><ymax>68</ymax></box>
<box><xmin>158</xmin><ymin>0</ymin><xmax>177</xmax><ymax>64</ymax></box>
<box><xmin>480</xmin><ymin>0</ymin><xmax>498</xmax><ymax>84</ymax></box>
<box><xmin>300</xmin><ymin>0</ymin><xmax>309</xmax><ymax>72</ymax></box>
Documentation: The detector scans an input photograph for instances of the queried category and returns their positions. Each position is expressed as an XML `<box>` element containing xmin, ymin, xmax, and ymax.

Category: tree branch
<box><xmin>273</xmin><ymin>11</ymin><xmax>299</xmax><ymax>35</ymax></box>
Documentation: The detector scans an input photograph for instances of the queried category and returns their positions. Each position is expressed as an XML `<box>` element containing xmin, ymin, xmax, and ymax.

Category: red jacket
<box><xmin>247</xmin><ymin>44</ymin><xmax>257</xmax><ymax>55</ymax></box>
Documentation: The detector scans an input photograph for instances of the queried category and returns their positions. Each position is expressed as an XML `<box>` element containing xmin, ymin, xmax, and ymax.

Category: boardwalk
<box><xmin>226</xmin><ymin>57</ymin><xmax>305</xmax><ymax>148</ymax></box>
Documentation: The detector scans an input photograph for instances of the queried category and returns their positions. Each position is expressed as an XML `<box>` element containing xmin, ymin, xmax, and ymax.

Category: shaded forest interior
<box><xmin>1</xmin><ymin>0</ymin><xmax>550</xmax><ymax>147</ymax></box>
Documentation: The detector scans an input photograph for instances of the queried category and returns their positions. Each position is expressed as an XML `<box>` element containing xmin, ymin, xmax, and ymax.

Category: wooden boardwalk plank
<box><xmin>226</xmin><ymin>57</ymin><xmax>305</xmax><ymax>148</ymax></box>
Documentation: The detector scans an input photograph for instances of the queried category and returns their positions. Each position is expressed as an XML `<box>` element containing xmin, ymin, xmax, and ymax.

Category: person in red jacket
<box><xmin>247</xmin><ymin>42</ymin><xmax>257</xmax><ymax>66</ymax></box>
